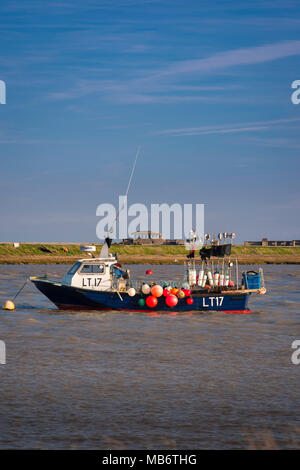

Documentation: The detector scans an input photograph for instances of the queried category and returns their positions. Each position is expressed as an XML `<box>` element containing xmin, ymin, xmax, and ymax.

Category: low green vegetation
<box><xmin>0</xmin><ymin>243</ymin><xmax>83</xmax><ymax>256</ymax></box>
<box><xmin>110</xmin><ymin>245</ymin><xmax>187</xmax><ymax>255</ymax></box>
<box><xmin>0</xmin><ymin>243</ymin><xmax>300</xmax><ymax>257</ymax></box>
<box><xmin>232</xmin><ymin>246</ymin><xmax>300</xmax><ymax>255</ymax></box>
<box><xmin>0</xmin><ymin>243</ymin><xmax>299</xmax><ymax>264</ymax></box>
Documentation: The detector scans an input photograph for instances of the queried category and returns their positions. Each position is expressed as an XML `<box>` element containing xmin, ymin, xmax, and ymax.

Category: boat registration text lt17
<box><xmin>203</xmin><ymin>296</ymin><xmax>224</xmax><ymax>307</ymax></box>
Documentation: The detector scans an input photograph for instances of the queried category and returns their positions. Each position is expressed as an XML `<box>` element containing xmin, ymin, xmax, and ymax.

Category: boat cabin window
<box><xmin>80</xmin><ymin>264</ymin><xmax>105</xmax><ymax>274</ymax></box>
<box><xmin>67</xmin><ymin>262</ymin><xmax>81</xmax><ymax>275</ymax></box>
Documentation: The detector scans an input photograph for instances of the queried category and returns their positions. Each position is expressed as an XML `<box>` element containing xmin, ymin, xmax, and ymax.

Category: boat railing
<box><xmin>185</xmin><ymin>257</ymin><xmax>240</xmax><ymax>289</ymax></box>
<box><xmin>112</xmin><ymin>260</ymin><xmax>265</xmax><ymax>293</ymax></box>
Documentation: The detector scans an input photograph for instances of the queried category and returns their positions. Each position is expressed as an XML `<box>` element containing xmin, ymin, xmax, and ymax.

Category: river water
<box><xmin>0</xmin><ymin>264</ymin><xmax>299</xmax><ymax>449</ymax></box>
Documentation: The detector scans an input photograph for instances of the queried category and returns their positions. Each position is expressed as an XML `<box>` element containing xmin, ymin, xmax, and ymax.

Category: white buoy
<box><xmin>142</xmin><ymin>284</ymin><xmax>150</xmax><ymax>295</ymax></box>
<box><xmin>188</xmin><ymin>269</ymin><xmax>197</xmax><ymax>286</ymax></box>
<box><xmin>198</xmin><ymin>270</ymin><xmax>204</xmax><ymax>286</ymax></box>
<box><xmin>2</xmin><ymin>300</ymin><xmax>15</xmax><ymax>311</ymax></box>
<box><xmin>214</xmin><ymin>273</ymin><xmax>220</xmax><ymax>287</ymax></box>
<box><xmin>219</xmin><ymin>274</ymin><xmax>225</xmax><ymax>286</ymax></box>
<box><xmin>127</xmin><ymin>288</ymin><xmax>136</xmax><ymax>297</ymax></box>
<box><xmin>201</xmin><ymin>274</ymin><xmax>207</xmax><ymax>288</ymax></box>
<box><xmin>207</xmin><ymin>271</ymin><xmax>214</xmax><ymax>287</ymax></box>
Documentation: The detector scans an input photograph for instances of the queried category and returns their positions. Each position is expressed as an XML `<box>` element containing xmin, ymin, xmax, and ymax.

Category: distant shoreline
<box><xmin>0</xmin><ymin>243</ymin><xmax>300</xmax><ymax>265</ymax></box>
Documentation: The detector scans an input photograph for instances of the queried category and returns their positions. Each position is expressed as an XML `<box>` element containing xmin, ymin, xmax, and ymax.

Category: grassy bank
<box><xmin>0</xmin><ymin>243</ymin><xmax>300</xmax><ymax>265</ymax></box>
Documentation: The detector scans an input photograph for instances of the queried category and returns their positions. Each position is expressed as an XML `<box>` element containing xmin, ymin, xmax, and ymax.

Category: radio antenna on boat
<box><xmin>110</xmin><ymin>144</ymin><xmax>141</xmax><ymax>233</ymax></box>
<box><xmin>100</xmin><ymin>145</ymin><xmax>141</xmax><ymax>258</ymax></box>
<box><xmin>125</xmin><ymin>145</ymin><xmax>141</xmax><ymax>199</ymax></box>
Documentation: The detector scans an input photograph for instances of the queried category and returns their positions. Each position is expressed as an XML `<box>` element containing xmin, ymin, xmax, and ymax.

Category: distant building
<box><xmin>132</xmin><ymin>230</ymin><xmax>162</xmax><ymax>240</ymax></box>
<box><xmin>244</xmin><ymin>238</ymin><xmax>300</xmax><ymax>247</ymax></box>
<box><xmin>122</xmin><ymin>230</ymin><xmax>185</xmax><ymax>246</ymax></box>
<box><xmin>123</xmin><ymin>230</ymin><xmax>164</xmax><ymax>245</ymax></box>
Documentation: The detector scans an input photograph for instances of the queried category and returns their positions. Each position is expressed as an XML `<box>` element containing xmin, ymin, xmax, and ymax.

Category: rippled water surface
<box><xmin>0</xmin><ymin>264</ymin><xmax>299</xmax><ymax>449</ymax></box>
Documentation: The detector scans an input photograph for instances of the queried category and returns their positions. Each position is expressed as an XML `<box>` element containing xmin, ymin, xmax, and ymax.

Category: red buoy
<box><xmin>165</xmin><ymin>294</ymin><xmax>178</xmax><ymax>307</ymax></box>
<box><xmin>184</xmin><ymin>289</ymin><xmax>191</xmax><ymax>297</ymax></box>
<box><xmin>146</xmin><ymin>270</ymin><xmax>152</xmax><ymax>275</ymax></box>
<box><xmin>146</xmin><ymin>295</ymin><xmax>158</xmax><ymax>308</ymax></box>
<box><xmin>187</xmin><ymin>297</ymin><xmax>194</xmax><ymax>305</ymax></box>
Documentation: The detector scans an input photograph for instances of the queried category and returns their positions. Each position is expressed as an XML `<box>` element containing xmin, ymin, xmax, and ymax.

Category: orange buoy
<box><xmin>2</xmin><ymin>300</ymin><xmax>15</xmax><ymax>310</ymax></box>
<box><xmin>151</xmin><ymin>285</ymin><xmax>163</xmax><ymax>298</ymax></box>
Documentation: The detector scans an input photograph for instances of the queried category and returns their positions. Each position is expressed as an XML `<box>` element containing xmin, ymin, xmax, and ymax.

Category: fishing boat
<box><xmin>30</xmin><ymin>237</ymin><xmax>266</xmax><ymax>313</ymax></box>
<box><xmin>30</xmin><ymin>149</ymin><xmax>266</xmax><ymax>313</ymax></box>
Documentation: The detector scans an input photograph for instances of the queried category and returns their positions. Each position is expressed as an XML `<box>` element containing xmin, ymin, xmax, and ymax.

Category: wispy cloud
<box><xmin>157</xmin><ymin>118</ymin><xmax>300</xmax><ymax>136</ymax></box>
<box><xmin>246</xmin><ymin>136</ymin><xmax>300</xmax><ymax>149</ymax></box>
<box><xmin>150</xmin><ymin>40</ymin><xmax>300</xmax><ymax>79</ymax></box>
<box><xmin>46</xmin><ymin>77</ymin><xmax>241</xmax><ymax>103</ymax></box>
<box><xmin>45</xmin><ymin>40</ymin><xmax>300</xmax><ymax>105</ymax></box>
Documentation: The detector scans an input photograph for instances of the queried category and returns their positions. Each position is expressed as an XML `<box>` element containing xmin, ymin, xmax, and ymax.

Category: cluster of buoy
<box><xmin>127</xmin><ymin>282</ymin><xmax>194</xmax><ymax>309</ymax></box>
<box><xmin>192</xmin><ymin>270</ymin><xmax>235</xmax><ymax>289</ymax></box>
<box><xmin>193</xmin><ymin>269</ymin><xmax>235</xmax><ymax>288</ymax></box>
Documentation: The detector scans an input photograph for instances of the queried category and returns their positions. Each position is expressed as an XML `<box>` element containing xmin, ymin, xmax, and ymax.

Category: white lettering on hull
<box><xmin>202</xmin><ymin>296</ymin><xmax>224</xmax><ymax>308</ymax></box>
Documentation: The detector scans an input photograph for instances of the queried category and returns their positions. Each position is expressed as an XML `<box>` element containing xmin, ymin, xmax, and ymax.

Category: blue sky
<box><xmin>0</xmin><ymin>0</ymin><xmax>300</xmax><ymax>242</ymax></box>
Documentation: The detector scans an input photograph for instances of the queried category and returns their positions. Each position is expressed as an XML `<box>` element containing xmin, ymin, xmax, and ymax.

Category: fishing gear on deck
<box><xmin>200</xmin><ymin>243</ymin><xmax>232</xmax><ymax>260</ymax></box>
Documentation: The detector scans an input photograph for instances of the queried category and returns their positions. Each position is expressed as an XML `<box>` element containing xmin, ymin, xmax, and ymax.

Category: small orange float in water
<box><xmin>2</xmin><ymin>300</ymin><xmax>15</xmax><ymax>311</ymax></box>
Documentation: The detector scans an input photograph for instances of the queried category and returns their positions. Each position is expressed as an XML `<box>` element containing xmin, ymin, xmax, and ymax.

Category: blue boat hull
<box><xmin>32</xmin><ymin>279</ymin><xmax>251</xmax><ymax>313</ymax></box>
